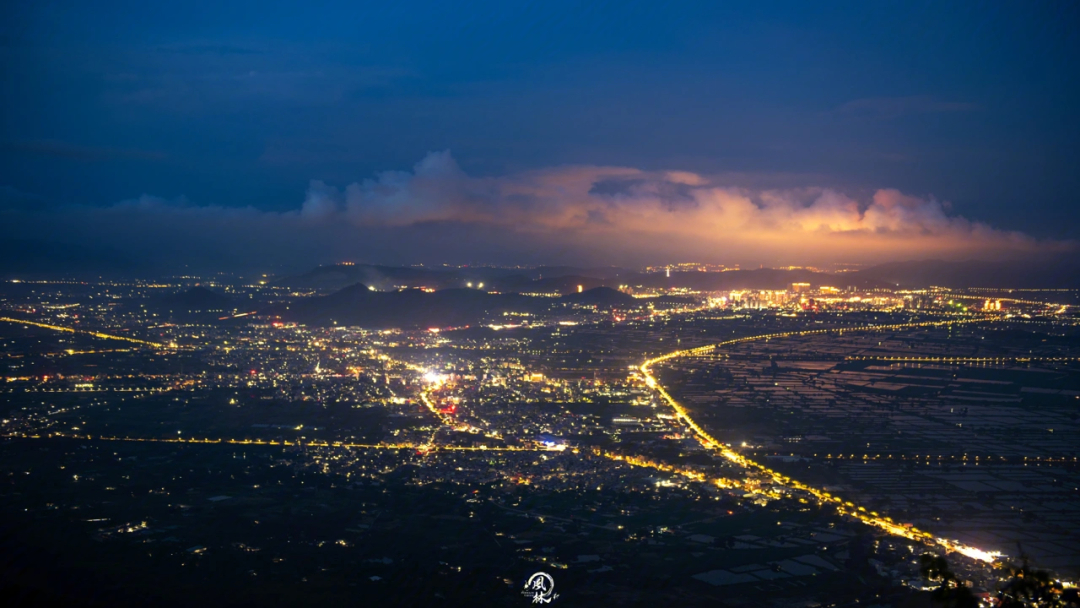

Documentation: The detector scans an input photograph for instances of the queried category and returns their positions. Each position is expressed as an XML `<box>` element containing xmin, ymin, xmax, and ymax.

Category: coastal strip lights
<box><xmin>792</xmin><ymin>453</ymin><xmax>1079</xmax><ymax>465</ymax></box>
<box><xmin>846</xmin><ymin>356</ymin><xmax>1080</xmax><ymax>364</ymax></box>
<box><xmin>640</xmin><ymin>317</ymin><xmax>1002</xmax><ymax>564</ymax></box>
<box><xmin>6</xmin><ymin>432</ymin><xmax>537</xmax><ymax>452</ymax></box>
<box><xmin>939</xmin><ymin>292</ymin><xmax>1067</xmax><ymax>308</ymax></box>
<box><xmin>0</xmin><ymin>317</ymin><xmax>165</xmax><ymax>348</ymax></box>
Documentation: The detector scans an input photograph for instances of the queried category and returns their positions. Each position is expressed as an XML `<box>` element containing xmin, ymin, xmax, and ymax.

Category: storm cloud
<box><xmin>0</xmin><ymin>151</ymin><xmax>1070</xmax><ymax>275</ymax></box>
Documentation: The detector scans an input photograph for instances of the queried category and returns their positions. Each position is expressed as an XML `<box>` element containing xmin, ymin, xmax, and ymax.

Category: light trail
<box><xmin>218</xmin><ymin>311</ymin><xmax>257</xmax><ymax>320</ymax></box>
<box><xmin>6</xmin><ymin>279</ymin><xmax>175</xmax><ymax>288</ymax></box>
<box><xmin>639</xmin><ymin>317</ymin><xmax>1005</xmax><ymax>564</ymax></box>
<box><xmin>47</xmin><ymin>348</ymin><xmax>135</xmax><ymax>356</ymax></box>
<box><xmin>0</xmin><ymin>316</ymin><xmax>166</xmax><ymax>348</ymax></box>
<box><xmin>803</xmin><ymin>453</ymin><xmax>1078</xmax><ymax>464</ymax></box>
<box><xmin>419</xmin><ymin>385</ymin><xmax>453</xmax><ymax>427</ymax></box>
<box><xmin>4</xmin><ymin>432</ymin><xmax>538</xmax><ymax>452</ymax></box>
<box><xmin>846</xmin><ymin>355</ymin><xmax>1079</xmax><ymax>364</ymax></box>
<box><xmin>596</xmin><ymin>450</ymin><xmax>756</xmax><ymax>493</ymax></box>
<box><xmin>938</xmin><ymin>292</ymin><xmax>1068</xmax><ymax>308</ymax></box>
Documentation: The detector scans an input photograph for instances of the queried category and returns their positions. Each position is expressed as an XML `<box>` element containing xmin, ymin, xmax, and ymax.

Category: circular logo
<box><xmin>522</xmin><ymin>571</ymin><xmax>558</xmax><ymax>604</ymax></box>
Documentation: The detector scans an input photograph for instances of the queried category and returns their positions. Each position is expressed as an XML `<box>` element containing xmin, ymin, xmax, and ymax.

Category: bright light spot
<box><xmin>952</xmin><ymin>545</ymin><xmax>1001</xmax><ymax>563</ymax></box>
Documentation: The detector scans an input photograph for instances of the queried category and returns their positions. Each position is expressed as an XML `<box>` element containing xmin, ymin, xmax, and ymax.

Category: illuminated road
<box><xmin>377</xmin><ymin>353</ymin><xmax>466</xmax><ymax>452</ymax></box>
<box><xmin>938</xmin><ymin>292</ymin><xmax>1072</xmax><ymax>309</ymax></box>
<box><xmin>0</xmin><ymin>316</ymin><xmax>166</xmax><ymax>348</ymax></box>
<box><xmin>596</xmin><ymin>449</ymin><xmax>751</xmax><ymax>492</ymax></box>
<box><xmin>5</xmin><ymin>431</ymin><xmax>540</xmax><ymax>452</ymax></box>
<box><xmin>845</xmin><ymin>355</ymin><xmax>1080</xmax><ymax>364</ymax></box>
<box><xmin>795</xmin><ymin>453</ymin><xmax>1079</xmax><ymax>464</ymax></box>
<box><xmin>638</xmin><ymin>317</ymin><xmax>1006</xmax><ymax>564</ymax></box>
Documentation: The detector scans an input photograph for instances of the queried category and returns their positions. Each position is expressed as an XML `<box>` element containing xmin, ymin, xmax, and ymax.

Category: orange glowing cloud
<box><xmin>299</xmin><ymin>151</ymin><xmax>1070</xmax><ymax>265</ymax></box>
<box><xmin>20</xmin><ymin>151</ymin><xmax>1065</xmax><ymax>272</ymax></box>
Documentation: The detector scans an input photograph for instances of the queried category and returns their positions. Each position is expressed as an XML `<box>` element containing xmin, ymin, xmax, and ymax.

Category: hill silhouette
<box><xmin>161</xmin><ymin>286</ymin><xmax>232</xmax><ymax>311</ymax></box>
<box><xmin>264</xmin><ymin>284</ymin><xmax>648</xmax><ymax>328</ymax></box>
<box><xmin>560</xmin><ymin>286</ymin><xmax>638</xmax><ymax>307</ymax></box>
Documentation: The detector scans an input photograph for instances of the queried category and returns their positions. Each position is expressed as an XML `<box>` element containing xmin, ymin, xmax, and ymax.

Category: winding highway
<box><xmin>637</xmin><ymin>317</ymin><xmax>1008</xmax><ymax>563</ymax></box>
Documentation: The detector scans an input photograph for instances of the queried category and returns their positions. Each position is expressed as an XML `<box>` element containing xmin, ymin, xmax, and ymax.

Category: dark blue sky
<box><xmin>1</xmin><ymin>1</ymin><xmax>1078</xmax><ymax>271</ymax></box>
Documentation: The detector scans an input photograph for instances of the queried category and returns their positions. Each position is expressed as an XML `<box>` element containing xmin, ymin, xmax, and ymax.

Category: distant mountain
<box><xmin>510</xmin><ymin>275</ymin><xmax>609</xmax><ymax>295</ymax></box>
<box><xmin>274</xmin><ymin>263</ymin><xmax>635</xmax><ymax>292</ymax></box>
<box><xmin>161</xmin><ymin>286</ymin><xmax>232</xmax><ymax>311</ymax></box>
<box><xmin>264</xmin><ymin>284</ymin><xmax>650</xmax><ymax>328</ymax></box>
<box><xmin>275</xmin><ymin>264</ymin><xmax>446</xmax><ymax>290</ymax></box>
<box><xmin>526</xmin><ymin>266</ymin><xmax>631</xmax><ymax>280</ymax></box>
<box><xmin>852</xmin><ymin>259</ymin><xmax>1080</xmax><ymax>288</ymax></box>
<box><xmin>273</xmin><ymin>258</ymin><xmax>1080</xmax><ymax>297</ymax></box>
<box><xmin>275</xmin><ymin>263</ymin><xmax>888</xmax><ymax>294</ymax></box>
<box><xmin>613</xmin><ymin>268</ymin><xmax>891</xmax><ymax>291</ymax></box>
<box><xmin>265</xmin><ymin>284</ymin><xmax>535</xmax><ymax>328</ymax></box>
<box><xmin>560</xmin><ymin>286</ymin><xmax>638</xmax><ymax>307</ymax></box>
<box><xmin>274</xmin><ymin>264</ymin><xmax>534</xmax><ymax>291</ymax></box>
<box><xmin>130</xmin><ymin>286</ymin><xmax>236</xmax><ymax>322</ymax></box>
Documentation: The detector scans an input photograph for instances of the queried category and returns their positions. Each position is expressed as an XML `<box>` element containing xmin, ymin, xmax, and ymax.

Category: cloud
<box><xmin>304</xmin><ymin>151</ymin><xmax>1065</xmax><ymax>264</ymax></box>
<box><xmin>300</xmin><ymin>180</ymin><xmax>343</xmax><ymax>220</ymax></box>
<box><xmin>0</xmin><ymin>151</ymin><xmax>1070</xmax><ymax>272</ymax></box>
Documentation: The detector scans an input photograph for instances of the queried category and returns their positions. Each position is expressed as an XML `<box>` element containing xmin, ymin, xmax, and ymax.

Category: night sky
<box><xmin>1</xmin><ymin>1</ymin><xmax>1078</xmax><ymax>273</ymax></box>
